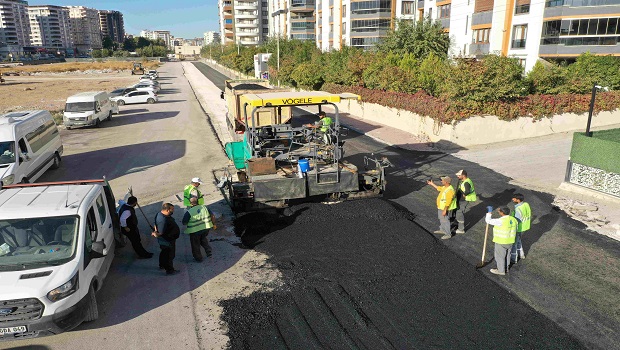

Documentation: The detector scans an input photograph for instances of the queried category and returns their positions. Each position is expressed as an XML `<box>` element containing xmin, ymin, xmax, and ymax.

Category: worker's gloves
<box><xmin>487</xmin><ymin>206</ymin><xmax>494</xmax><ymax>213</ymax></box>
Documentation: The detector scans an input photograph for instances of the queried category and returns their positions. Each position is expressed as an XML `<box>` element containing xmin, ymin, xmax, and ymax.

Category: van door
<box><xmin>94</xmin><ymin>191</ymin><xmax>114</xmax><ymax>281</ymax></box>
<box><xmin>16</xmin><ymin>138</ymin><xmax>32</xmax><ymax>183</ymax></box>
<box><xmin>82</xmin><ymin>205</ymin><xmax>105</xmax><ymax>290</ymax></box>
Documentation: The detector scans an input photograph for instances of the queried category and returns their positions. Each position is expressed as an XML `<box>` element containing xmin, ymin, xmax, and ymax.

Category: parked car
<box><xmin>147</xmin><ymin>70</ymin><xmax>159</xmax><ymax>78</ymax></box>
<box><xmin>138</xmin><ymin>78</ymin><xmax>160</xmax><ymax>87</ymax></box>
<box><xmin>0</xmin><ymin>110</ymin><xmax>63</xmax><ymax>186</ymax></box>
<box><xmin>63</xmin><ymin>91</ymin><xmax>114</xmax><ymax>129</ymax></box>
<box><xmin>140</xmin><ymin>74</ymin><xmax>157</xmax><ymax>81</ymax></box>
<box><xmin>110</xmin><ymin>87</ymin><xmax>137</xmax><ymax>97</ymax></box>
<box><xmin>110</xmin><ymin>90</ymin><xmax>158</xmax><ymax>106</ymax></box>
<box><xmin>132</xmin><ymin>82</ymin><xmax>160</xmax><ymax>93</ymax></box>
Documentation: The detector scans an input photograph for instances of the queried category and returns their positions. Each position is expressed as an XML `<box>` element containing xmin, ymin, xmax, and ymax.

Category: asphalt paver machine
<box><xmin>223</xmin><ymin>91</ymin><xmax>391</xmax><ymax>212</ymax></box>
<box><xmin>131</xmin><ymin>62</ymin><xmax>144</xmax><ymax>75</ymax></box>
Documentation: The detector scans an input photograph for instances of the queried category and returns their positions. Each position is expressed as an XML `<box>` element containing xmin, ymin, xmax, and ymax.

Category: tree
<box><xmin>565</xmin><ymin>52</ymin><xmax>620</xmax><ymax>93</ymax></box>
<box><xmin>526</xmin><ymin>60</ymin><xmax>568</xmax><ymax>94</ymax></box>
<box><xmin>378</xmin><ymin>17</ymin><xmax>451</xmax><ymax>60</ymax></box>
<box><xmin>291</xmin><ymin>61</ymin><xmax>324</xmax><ymax>90</ymax></box>
<box><xmin>122</xmin><ymin>38</ymin><xmax>136</xmax><ymax>52</ymax></box>
<box><xmin>91</xmin><ymin>50</ymin><xmax>102</xmax><ymax>58</ymax></box>
<box><xmin>102</xmin><ymin>36</ymin><xmax>114</xmax><ymax>51</ymax></box>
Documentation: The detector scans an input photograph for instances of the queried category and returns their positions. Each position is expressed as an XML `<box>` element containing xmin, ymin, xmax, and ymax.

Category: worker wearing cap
<box><xmin>510</xmin><ymin>193</ymin><xmax>531</xmax><ymax>265</ymax></box>
<box><xmin>427</xmin><ymin>176</ymin><xmax>457</xmax><ymax>240</ymax></box>
<box><xmin>485</xmin><ymin>206</ymin><xmax>518</xmax><ymax>275</ymax></box>
<box><xmin>454</xmin><ymin>169</ymin><xmax>477</xmax><ymax>234</ymax></box>
<box><xmin>305</xmin><ymin>111</ymin><xmax>333</xmax><ymax>144</ymax></box>
<box><xmin>182</xmin><ymin>197</ymin><xmax>217</xmax><ymax>262</ymax></box>
<box><xmin>183</xmin><ymin>177</ymin><xmax>204</xmax><ymax>207</ymax></box>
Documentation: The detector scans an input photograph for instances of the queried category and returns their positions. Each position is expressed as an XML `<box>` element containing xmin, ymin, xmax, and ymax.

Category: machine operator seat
<box><xmin>54</xmin><ymin>224</ymin><xmax>75</xmax><ymax>244</ymax></box>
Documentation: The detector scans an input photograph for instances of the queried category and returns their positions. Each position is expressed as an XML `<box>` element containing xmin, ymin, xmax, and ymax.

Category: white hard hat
<box><xmin>191</xmin><ymin>177</ymin><xmax>202</xmax><ymax>184</ymax></box>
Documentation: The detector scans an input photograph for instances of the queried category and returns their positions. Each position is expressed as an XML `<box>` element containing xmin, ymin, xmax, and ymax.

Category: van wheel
<box><xmin>21</xmin><ymin>178</ymin><xmax>29</xmax><ymax>184</ymax></box>
<box><xmin>51</xmin><ymin>153</ymin><xmax>61</xmax><ymax>169</ymax></box>
<box><xmin>107</xmin><ymin>111</ymin><xmax>112</xmax><ymax>121</ymax></box>
<box><xmin>94</xmin><ymin>118</ymin><xmax>101</xmax><ymax>128</ymax></box>
<box><xmin>84</xmin><ymin>284</ymin><xmax>99</xmax><ymax>322</ymax></box>
<box><xmin>147</xmin><ymin>98</ymin><xmax>155</xmax><ymax>104</ymax></box>
<box><xmin>117</xmin><ymin>100</ymin><xmax>125</xmax><ymax>106</ymax></box>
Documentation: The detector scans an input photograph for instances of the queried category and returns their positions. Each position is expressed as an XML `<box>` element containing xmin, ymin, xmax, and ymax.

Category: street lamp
<box><xmin>585</xmin><ymin>83</ymin><xmax>609</xmax><ymax>137</ymax></box>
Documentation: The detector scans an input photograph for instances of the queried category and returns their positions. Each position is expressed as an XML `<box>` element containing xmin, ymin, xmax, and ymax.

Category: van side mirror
<box><xmin>220</xmin><ymin>91</ymin><xmax>224</xmax><ymax>99</ymax></box>
<box><xmin>89</xmin><ymin>240</ymin><xmax>106</xmax><ymax>259</ymax></box>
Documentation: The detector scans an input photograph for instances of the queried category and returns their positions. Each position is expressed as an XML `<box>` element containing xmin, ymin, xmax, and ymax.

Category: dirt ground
<box><xmin>0</xmin><ymin>61</ymin><xmax>159</xmax><ymax>115</ymax></box>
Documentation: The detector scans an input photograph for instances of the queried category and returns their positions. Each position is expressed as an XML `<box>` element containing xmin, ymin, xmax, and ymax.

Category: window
<box><xmin>514</xmin><ymin>3</ymin><xmax>530</xmax><ymax>14</ymax></box>
<box><xmin>96</xmin><ymin>194</ymin><xmax>108</xmax><ymax>225</ymax></box>
<box><xmin>262</xmin><ymin>1</ymin><xmax>268</xmax><ymax>7</ymax></box>
<box><xmin>263</xmin><ymin>19</ymin><xmax>268</xmax><ymax>24</ymax></box>
<box><xmin>263</xmin><ymin>27</ymin><xmax>269</xmax><ymax>34</ymax></box>
<box><xmin>351</xmin><ymin>19</ymin><xmax>391</xmax><ymax>32</ymax></box>
<box><xmin>25</xmin><ymin>120</ymin><xmax>58</xmax><ymax>153</ymax></box>
<box><xmin>402</xmin><ymin>1</ymin><xmax>415</xmax><ymax>14</ymax></box>
<box><xmin>343</xmin><ymin>5</ymin><xmax>346</xmax><ymax>16</ymax></box>
<box><xmin>342</xmin><ymin>22</ymin><xmax>347</xmax><ymax>34</ymax></box>
<box><xmin>511</xmin><ymin>24</ymin><xmax>527</xmax><ymax>48</ymax></box>
<box><xmin>472</xmin><ymin>28</ymin><xmax>490</xmax><ymax>43</ymax></box>
<box><xmin>351</xmin><ymin>0</ymin><xmax>392</xmax><ymax>15</ymax></box>
<box><xmin>439</xmin><ymin>4</ymin><xmax>451</xmax><ymax>18</ymax></box>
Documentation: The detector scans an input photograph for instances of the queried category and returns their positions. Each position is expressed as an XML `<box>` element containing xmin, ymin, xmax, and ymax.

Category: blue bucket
<box><xmin>298</xmin><ymin>159</ymin><xmax>310</xmax><ymax>173</ymax></box>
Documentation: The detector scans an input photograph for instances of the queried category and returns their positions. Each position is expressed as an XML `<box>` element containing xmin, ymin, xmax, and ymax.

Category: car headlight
<box><xmin>47</xmin><ymin>272</ymin><xmax>79</xmax><ymax>302</ymax></box>
<box><xmin>1</xmin><ymin>174</ymin><xmax>15</xmax><ymax>186</ymax></box>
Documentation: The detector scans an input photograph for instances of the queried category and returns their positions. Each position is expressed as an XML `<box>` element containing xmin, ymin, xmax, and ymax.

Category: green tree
<box><xmin>566</xmin><ymin>52</ymin><xmax>620</xmax><ymax>93</ymax></box>
<box><xmin>526</xmin><ymin>60</ymin><xmax>568</xmax><ymax>94</ymax></box>
<box><xmin>91</xmin><ymin>50</ymin><xmax>102</xmax><ymax>58</ymax></box>
<box><xmin>417</xmin><ymin>52</ymin><xmax>448</xmax><ymax>96</ymax></box>
<box><xmin>122</xmin><ymin>38</ymin><xmax>136</xmax><ymax>52</ymax></box>
<box><xmin>102</xmin><ymin>36</ymin><xmax>114</xmax><ymax>50</ymax></box>
<box><xmin>291</xmin><ymin>61</ymin><xmax>324</xmax><ymax>89</ymax></box>
<box><xmin>378</xmin><ymin>17</ymin><xmax>451</xmax><ymax>60</ymax></box>
<box><xmin>135</xmin><ymin>37</ymin><xmax>152</xmax><ymax>49</ymax></box>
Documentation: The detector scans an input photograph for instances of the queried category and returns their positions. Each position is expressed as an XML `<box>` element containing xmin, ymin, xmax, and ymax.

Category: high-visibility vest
<box><xmin>438</xmin><ymin>185</ymin><xmax>457</xmax><ymax>210</ymax></box>
<box><xmin>459</xmin><ymin>178</ymin><xmax>477</xmax><ymax>202</ymax></box>
<box><xmin>493</xmin><ymin>215</ymin><xmax>517</xmax><ymax>244</ymax></box>
<box><xmin>513</xmin><ymin>202</ymin><xmax>531</xmax><ymax>232</ymax></box>
<box><xmin>185</xmin><ymin>205</ymin><xmax>213</xmax><ymax>234</ymax></box>
<box><xmin>320</xmin><ymin>117</ymin><xmax>333</xmax><ymax>133</ymax></box>
<box><xmin>183</xmin><ymin>184</ymin><xmax>204</xmax><ymax>207</ymax></box>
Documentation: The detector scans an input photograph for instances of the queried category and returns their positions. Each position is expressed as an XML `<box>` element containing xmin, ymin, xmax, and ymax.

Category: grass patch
<box><xmin>0</xmin><ymin>61</ymin><xmax>160</xmax><ymax>74</ymax></box>
<box><xmin>51</xmin><ymin>110</ymin><xmax>63</xmax><ymax>125</ymax></box>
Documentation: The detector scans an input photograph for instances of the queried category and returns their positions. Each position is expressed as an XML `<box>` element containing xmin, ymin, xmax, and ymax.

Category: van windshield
<box><xmin>65</xmin><ymin>102</ymin><xmax>95</xmax><ymax>112</ymax></box>
<box><xmin>0</xmin><ymin>216</ymin><xmax>78</xmax><ymax>271</ymax></box>
<box><xmin>0</xmin><ymin>141</ymin><xmax>16</xmax><ymax>166</ymax></box>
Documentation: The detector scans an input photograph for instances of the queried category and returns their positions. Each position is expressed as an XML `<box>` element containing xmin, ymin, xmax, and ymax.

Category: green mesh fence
<box><xmin>570</xmin><ymin>129</ymin><xmax>620</xmax><ymax>174</ymax></box>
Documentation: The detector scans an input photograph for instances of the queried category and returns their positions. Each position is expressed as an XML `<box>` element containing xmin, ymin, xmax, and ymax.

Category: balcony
<box><xmin>511</xmin><ymin>39</ymin><xmax>526</xmax><ymax>48</ymax></box>
<box><xmin>235</xmin><ymin>2</ymin><xmax>258</xmax><ymax>10</ymax></box>
<box><xmin>472</xmin><ymin>10</ymin><xmax>493</xmax><ymax>26</ymax></box>
<box><xmin>469</xmin><ymin>42</ymin><xmax>490</xmax><ymax>56</ymax></box>
<box><xmin>236</xmin><ymin>21</ymin><xmax>258</xmax><ymax>28</ymax></box>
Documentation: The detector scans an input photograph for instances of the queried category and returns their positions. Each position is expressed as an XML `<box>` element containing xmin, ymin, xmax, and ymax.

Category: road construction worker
<box><xmin>427</xmin><ymin>176</ymin><xmax>457</xmax><ymax>240</ymax></box>
<box><xmin>485</xmin><ymin>206</ymin><xmax>518</xmax><ymax>275</ymax></box>
<box><xmin>183</xmin><ymin>177</ymin><xmax>204</xmax><ymax>207</ymax></box>
<box><xmin>454</xmin><ymin>169</ymin><xmax>477</xmax><ymax>234</ymax></box>
<box><xmin>510</xmin><ymin>193</ymin><xmax>531</xmax><ymax>265</ymax></box>
<box><xmin>182</xmin><ymin>197</ymin><xmax>217</xmax><ymax>262</ymax></box>
<box><xmin>305</xmin><ymin>111</ymin><xmax>333</xmax><ymax>144</ymax></box>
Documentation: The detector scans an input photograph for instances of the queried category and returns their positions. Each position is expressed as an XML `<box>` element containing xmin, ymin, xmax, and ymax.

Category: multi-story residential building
<box><xmin>204</xmin><ymin>31</ymin><xmax>221</xmax><ymax>45</ymax></box>
<box><xmin>99</xmin><ymin>10</ymin><xmax>124</xmax><ymax>44</ymax></box>
<box><xmin>269</xmin><ymin>0</ymin><xmax>288</xmax><ymax>38</ymax></box>
<box><xmin>218</xmin><ymin>0</ymin><xmax>269</xmax><ymax>46</ymax></box>
<box><xmin>422</xmin><ymin>0</ymin><xmax>620</xmax><ymax>72</ymax></box>
<box><xmin>0</xmin><ymin>0</ymin><xmax>30</xmax><ymax>47</ymax></box>
<box><xmin>27</xmin><ymin>4</ymin><xmax>73</xmax><ymax>51</ymax></box>
<box><xmin>318</xmin><ymin>0</ymin><xmax>394</xmax><ymax>51</ymax></box>
<box><xmin>68</xmin><ymin>6</ymin><xmax>102</xmax><ymax>53</ymax></box>
<box><xmin>140</xmin><ymin>29</ymin><xmax>172</xmax><ymax>48</ymax></box>
<box><xmin>289</xmin><ymin>0</ymin><xmax>315</xmax><ymax>41</ymax></box>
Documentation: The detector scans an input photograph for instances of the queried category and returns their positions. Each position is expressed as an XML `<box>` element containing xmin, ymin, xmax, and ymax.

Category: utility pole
<box><xmin>277</xmin><ymin>35</ymin><xmax>280</xmax><ymax>86</ymax></box>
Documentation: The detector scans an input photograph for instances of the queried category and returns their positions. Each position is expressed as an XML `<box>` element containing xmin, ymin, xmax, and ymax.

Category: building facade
<box><xmin>27</xmin><ymin>5</ymin><xmax>73</xmax><ymax>51</ymax></box>
<box><xmin>140</xmin><ymin>29</ymin><xmax>172</xmax><ymax>48</ymax></box>
<box><xmin>68</xmin><ymin>6</ymin><xmax>102</xmax><ymax>53</ymax></box>
<box><xmin>98</xmin><ymin>10</ymin><xmax>124</xmax><ymax>44</ymax></box>
<box><xmin>204</xmin><ymin>31</ymin><xmax>221</xmax><ymax>45</ymax></box>
<box><xmin>218</xmin><ymin>0</ymin><xmax>269</xmax><ymax>46</ymax></box>
<box><xmin>0</xmin><ymin>0</ymin><xmax>30</xmax><ymax>47</ymax></box>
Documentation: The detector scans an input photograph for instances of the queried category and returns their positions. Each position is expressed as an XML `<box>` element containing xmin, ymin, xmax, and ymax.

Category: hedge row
<box><xmin>323</xmin><ymin>83</ymin><xmax>620</xmax><ymax>124</ymax></box>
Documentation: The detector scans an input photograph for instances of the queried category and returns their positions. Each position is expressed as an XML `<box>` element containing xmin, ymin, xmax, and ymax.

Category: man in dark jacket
<box><xmin>153</xmin><ymin>203</ymin><xmax>181</xmax><ymax>275</ymax></box>
<box><xmin>118</xmin><ymin>196</ymin><xmax>153</xmax><ymax>259</ymax></box>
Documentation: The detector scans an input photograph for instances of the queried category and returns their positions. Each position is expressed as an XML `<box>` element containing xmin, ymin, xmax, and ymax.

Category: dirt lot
<box><xmin>0</xmin><ymin>61</ymin><xmax>159</xmax><ymax>117</ymax></box>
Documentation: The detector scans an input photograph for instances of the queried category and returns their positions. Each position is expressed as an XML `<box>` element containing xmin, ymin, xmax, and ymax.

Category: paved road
<box><xmin>2</xmin><ymin>62</ymin><xmax>230</xmax><ymax>350</ymax></box>
<box><xmin>195</xmin><ymin>62</ymin><xmax>620</xmax><ymax>350</ymax></box>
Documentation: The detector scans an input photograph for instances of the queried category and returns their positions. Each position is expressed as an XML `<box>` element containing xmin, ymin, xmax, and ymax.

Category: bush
<box><xmin>291</xmin><ymin>61</ymin><xmax>324</xmax><ymax>89</ymax></box>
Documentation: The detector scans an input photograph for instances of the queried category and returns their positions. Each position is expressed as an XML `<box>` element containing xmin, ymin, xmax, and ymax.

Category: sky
<box><xmin>27</xmin><ymin>0</ymin><xmax>221</xmax><ymax>38</ymax></box>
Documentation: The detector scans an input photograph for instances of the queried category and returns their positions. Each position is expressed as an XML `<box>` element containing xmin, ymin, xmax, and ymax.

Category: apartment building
<box><xmin>0</xmin><ymin>0</ymin><xmax>30</xmax><ymax>47</ymax></box>
<box><xmin>27</xmin><ymin>5</ymin><xmax>72</xmax><ymax>51</ymax></box>
<box><xmin>68</xmin><ymin>6</ymin><xmax>102</xmax><ymax>53</ymax></box>
<box><xmin>140</xmin><ymin>29</ymin><xmax>172</xmax><ymax>48</ymax></box>
<box><xmin>218</xmin><ymin>0</ymin><xmax>269</xmax><ymax>46</ymax></box>
<box><xmin>204</xmin><ymin>31</ymin><xmax>221</xmax><ymax>45</ymax></box>
<box><xmin>421</xmin><ymin>0</ymin><xmax>620</xmax><ymax>72</ymax></box>
<box><xmin>99</xmin><ymin>10</ymin><xmax>124</xmax><ymax>44</ymax></box>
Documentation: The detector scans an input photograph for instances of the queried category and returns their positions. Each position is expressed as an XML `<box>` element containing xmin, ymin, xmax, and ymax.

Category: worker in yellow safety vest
<box><xmin>305</xmin><ymin>111</ymin><xmax>333</xmax><ymax>144</ymax></box>
<box><xmin>182</xmin><ymin>197</ymin><xmax>216</xmax><ymax>262</ymax></box>
<box><xmin>510</xmin><ymin>193</ymin><xmax>531</xmax><ymax>265</ymax></box>
<box><xmin>485</xmin><ymin>206</ymin><xmax>518</xmax><ymax>275</ymax></box>
<box><xmin>454</xmin><ymin>169</ymin><xmax>477</xmax><ymax>234</ymax></box>
<box><xmin>184</xmin><ymin>177</ymin><xmax>204</xmax><ymax>207</ymax></box>
<box><xmin>427</xmin><ymin>176</ymin><xmax>457</xmax><ymax>240</ymax></box>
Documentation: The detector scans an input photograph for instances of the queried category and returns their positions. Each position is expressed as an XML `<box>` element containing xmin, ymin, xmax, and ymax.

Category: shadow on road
<box><xmin>154</xmin><ymin>99</ymin><xmax>187</xmax><ymax>104</ymax></box>
<box><xmin>105</xmin><ymin>111</ymin><xmax>179</xmax><ymax>127</ymax></box>
<box><xmin>75</xmin><ymin>200</ymin><xmax>246</xmax><ymax>330</ymax></box>
<box><xmin>39</xmin><ymin>140</ymin><xmax>186</xmax><ymax>182</ymax></box>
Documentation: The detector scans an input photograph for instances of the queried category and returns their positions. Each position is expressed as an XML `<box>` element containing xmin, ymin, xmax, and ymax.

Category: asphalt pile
<box><xmin>221</xmin><ymin>199</ymin><xmax>584</xmax><ymax>350</ymax></box>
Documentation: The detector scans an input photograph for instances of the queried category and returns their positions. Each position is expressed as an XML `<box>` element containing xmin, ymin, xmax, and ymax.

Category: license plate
<box><xmin>0</xmin><ymin>326</ymin><xmax>27</xmax><ymax>335</ymax></box>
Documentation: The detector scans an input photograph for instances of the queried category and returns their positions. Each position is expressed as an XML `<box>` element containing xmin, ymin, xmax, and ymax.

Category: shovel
<box><xmin>476</xmin><ymin>223</ymin><xmax>490</xmax><ymax>269</ymax></box>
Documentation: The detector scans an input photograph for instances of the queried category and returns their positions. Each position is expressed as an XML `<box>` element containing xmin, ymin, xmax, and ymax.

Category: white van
<box><xmin>0</xmin><ymin>110</ymin><xmax>63</xmax><ymax>186</ymax></box>
<box><xmin>63</xmin><ymin>92</ymin><xmax>115</xmax><ymax>129</ymax></box>
<box><xmin>0</xmin><ymin>179</ymin><xmax>120</xmax><ymax>340</ymax></box>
